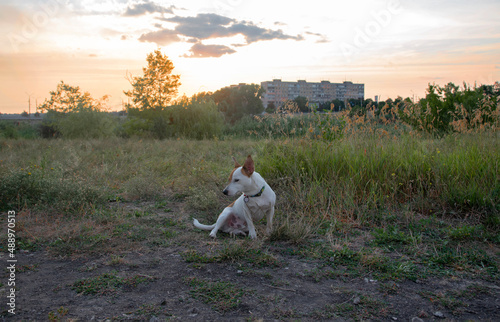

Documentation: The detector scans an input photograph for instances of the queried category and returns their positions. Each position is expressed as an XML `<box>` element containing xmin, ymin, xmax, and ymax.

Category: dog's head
<box><xmin>223</xmin><ymin>155</ymin><xmax>254</xmax><ymax>196</ymax></box>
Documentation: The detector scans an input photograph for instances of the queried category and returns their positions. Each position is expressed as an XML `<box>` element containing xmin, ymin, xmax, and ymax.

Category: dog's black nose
<box><xmin>223</xmin><ymin>189</ymin><xmax>228</xmax><ymax>195</ymax></box>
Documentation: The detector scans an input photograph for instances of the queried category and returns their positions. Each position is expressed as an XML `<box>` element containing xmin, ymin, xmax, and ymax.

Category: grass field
<box><xmin>0</xmin><ymin>121</ymin><xmax>499</xmax><ymax>319</ymax></box>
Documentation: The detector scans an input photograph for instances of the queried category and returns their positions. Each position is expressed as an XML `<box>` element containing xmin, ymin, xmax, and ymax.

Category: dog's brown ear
<box><xmin>232</xmin><ymin>156</ymin><xmax>241</xmax><ymax>168</ymax></box>
<box><xmin>242</xmin><ymin>155</ymin><xmax>254</xmax><ymax>177</ymax></box>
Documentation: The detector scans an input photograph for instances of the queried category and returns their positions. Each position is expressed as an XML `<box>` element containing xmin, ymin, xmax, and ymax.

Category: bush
<box><xmin>169</xmin><ymin>100</ymin><xmax>224</xmax><ymax>139</ymax></box>
<box><xmin>400</xmin><ymin>83</ymin><xmax>499</xmax><ymax>135</ymax></box>
<box><xmin>43</xmin><ymin>110</ymin><xmax>117</xmax><ymax>139</ymax></box>
<box><xmin>122</xmin><ymin>100</ymin><xmax>224</xmax><ymax>139</ymax></box>
<box><xmin>0</xmin><ymin>121</ymin><xmax>40</xmax><ymax>139</ymax></box>
<box><xmin>0</xmin><ymin>168</ymin><xmax>106</xmax><ymax>212</ymax></box>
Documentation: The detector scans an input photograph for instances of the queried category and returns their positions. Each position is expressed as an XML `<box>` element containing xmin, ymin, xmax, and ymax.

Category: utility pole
<box><xmin>25</xmin><ymin>92</ymin><xmax>33</xmax><ymax>117</ymax></box>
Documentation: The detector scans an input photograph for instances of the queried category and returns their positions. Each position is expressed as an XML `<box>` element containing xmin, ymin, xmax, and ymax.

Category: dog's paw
<box><xmin>249</xmin><ymin>232</ymin><xmax>257</xmax><ymax>239</ymax></box>
<box><xmin>209</xmin><ymin>232</ymin><xmax>217</xmax><ymax>238</ymax></box>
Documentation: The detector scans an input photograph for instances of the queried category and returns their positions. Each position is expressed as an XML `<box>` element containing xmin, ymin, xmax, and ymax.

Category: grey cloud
<box><xmin>230</xmin><ymin>22</ymin><xmax>302</xmax><ymax>44</ymax></box>
<box><xmin>138</xmin><ymin>28</ymin><xmax>180</xmax><ymax>45</ymax></box>
<box><xmin>182</xmin><ymin>43</ymin><xmax>236</xmax><ymax>58</ymax></box>
<box><xmin>123</xmin><ymin>1</ymin><xmax>176</xmax><ymax>16</ymax></box>
<box><xmin>138</xmin><ymin>12</ymin><xmax>304</xmax><ymax>57</ymax></box>
<box><xmin>306</xmin><ymin>31</ymin><xmax>329</xmax><ymax>43</ymax></box>
<box><xmin>161</xmin><ymin>13</ymin><xmax>302</xmax><ymax>44</ymax></box>
<box><xmin>163</xmin><ymin>13</ymin><xmax>235</xmax><ymax>40</ymax></box>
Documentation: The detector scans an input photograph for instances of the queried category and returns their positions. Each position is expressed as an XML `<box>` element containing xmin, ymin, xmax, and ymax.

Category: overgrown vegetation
<box><xmin>3</xmin><ymin>48</ymin><xmax>498</xmax><ymax>140</ymax></box>
<box><xmin>72</xmin><ymin>271</ymin><xmax>155</xmax><ymax>296</ymax></box>
<box><xmin>1</xmin><ymin>132</ymin><xmax>498</xmax><ymax>318</ymax></box>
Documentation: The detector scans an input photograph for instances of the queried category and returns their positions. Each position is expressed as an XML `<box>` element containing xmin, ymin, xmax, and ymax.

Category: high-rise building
<box><xmin>260</xmin><ymin>79</ymin><xmax>364</xmax><ymax>108</ymax></box>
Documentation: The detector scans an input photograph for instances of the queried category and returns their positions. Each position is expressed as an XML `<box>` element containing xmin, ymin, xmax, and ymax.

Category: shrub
<box><xmin>169</xmin><ymin>100</ymin><xmax>224</xmax><ymax>139</ymax></box>
<box><xmin>400</xmin><ymin>82</ymin><xmax>499</xmax><ymax>135</ymax></box>
<box><xmin>56</xmin><ymin>109</ymin><xmax>118</xmax><ymax>139</ymax></box>
<box><xmin>0</xmin><ymin>168</ymin><xmax>106</xmax><ymax>212</ymax></box>
<box><xmin>0</xmin><ymin>121</ymin><xmax>40</xmax><ymax>139</ymax></box>
<box><xmin>123</xmin><ymin>100</ymin><xmax>224</xmax><ymax>139</ymax></box>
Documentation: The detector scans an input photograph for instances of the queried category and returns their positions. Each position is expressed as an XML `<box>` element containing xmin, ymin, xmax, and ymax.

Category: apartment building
<box><xmin>260</xmin><ymin>79</ymin><xmax>364</xmax><ymax>108</ymax></box>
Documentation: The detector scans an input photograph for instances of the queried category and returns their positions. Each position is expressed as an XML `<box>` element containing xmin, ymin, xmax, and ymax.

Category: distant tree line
<box><xmin>2</xmin><ymin>48</ymin><xmax>498</xmax><ymax>139</ymax></box>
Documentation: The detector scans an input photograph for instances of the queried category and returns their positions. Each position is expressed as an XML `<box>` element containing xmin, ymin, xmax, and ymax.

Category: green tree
<box><xmin>266</xmin><ymin>101</ymin><xmax>276</xmax><ymax>113</ymax></box>
<box><xmin>294</xmin><ymin>96</ymin><xmax>309</xmax><ymax>112</ymax></box>
<box><xmin>39</xmin><ymin>81</ymin><xmax>107</xmax><ymax>113</ymax></box>
<box><xmin>124</xmin><ymin>49</ymin><xmax>181</xmax><ymax>111</ymax></box>
<box><xmin>39</xmin><ymin>81</ymin><xmax>115</xmax><ymax>138</ymax></box>
<box><xmin>212</xmin><ymin>84</ymin><xmax>264</xmax><ymax>123</ymax></box>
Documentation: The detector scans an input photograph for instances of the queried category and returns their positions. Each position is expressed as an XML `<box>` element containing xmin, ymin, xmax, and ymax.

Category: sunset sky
<box><xmin>1</xmin><ymin>0</ymin><xmax>499</xmax><ymax>113</ymax></box>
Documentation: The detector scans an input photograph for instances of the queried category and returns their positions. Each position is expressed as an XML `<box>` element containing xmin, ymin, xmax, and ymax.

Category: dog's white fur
<box><xmin>193</xmin><ymin>155</ymin><xmax>276</xmax><ymax>239</ymax></box>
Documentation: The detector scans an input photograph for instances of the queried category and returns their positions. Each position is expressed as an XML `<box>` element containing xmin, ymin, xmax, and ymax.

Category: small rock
<box><xmin>391</xmin><ymin>317</ymin><xmax>397</xmax><ymax>321</ymax></box>
<box><xmin>188</xmin><ymin>307</ymin><xmax>199</xmax><ymax>316</ymax></box>
<box><xmin>411</xmin><ymin>318</ymin><xmax>424</xmax><ymax>322</ymax></box>
<box><xmin>434</xmin><ymin>311</ymin><xmax>445</xmax><ymax>318</ymax></box>
<box><xmin>353</xmin><ymin>296</ymin><xmax>361</xmax><ymax>305</ymax></box>
<box><xmin>237</xmin><ymin>270</ymin><xmax>243</xmax><ymax>274</ymax></box>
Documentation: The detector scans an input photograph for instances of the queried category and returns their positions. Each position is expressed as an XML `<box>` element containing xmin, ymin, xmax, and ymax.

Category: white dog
<box><xmin>193</xmin><ymin>155</ymin><xmax>276</xmax><ymax>239</ymax></box>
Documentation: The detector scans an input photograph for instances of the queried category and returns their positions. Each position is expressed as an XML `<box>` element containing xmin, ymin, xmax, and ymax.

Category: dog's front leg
<box><xmin>266</xmin><ymin>206</ymin><xmax>275</xmax><ymax>235</ymax></box>
<box><xmin>242</xmin><ymin>209</ymin><xmax>257</xmax><ymax>239</ymax></box>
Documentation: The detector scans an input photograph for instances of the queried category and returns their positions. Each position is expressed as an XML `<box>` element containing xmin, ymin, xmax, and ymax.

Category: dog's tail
<box><xmin>193</xmin><ymin>218</ymin><xmax>215</xmax><ymax>231</ymax></box>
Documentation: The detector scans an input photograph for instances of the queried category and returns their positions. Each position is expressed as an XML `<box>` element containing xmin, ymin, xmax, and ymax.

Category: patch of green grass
<box><xmin>182</xmin><ymin>241</ymin><xmax>281</xmax><ymax>268</ymax></box>
<box><xmin>48</xmin><ymin>306</ymin><xmax>69</xmax><ymax>322</ymax></box>
<box><xmin>107</xmin><ymin>255</ymin><xmax>126</xmax><ymax>266</ymax></box>
<box><xmin>303</xmin><ymin>268</ymin><xmax>340</xmax><ymax>282</ymax></box>
<box><xmin>185</xmin><ymin>277</ymin><xmax>246</xmax><ymax>313</ymax></box>
<box><xmin>447</xmin><ymin>225</ymin><xmax>478</xmax><ymax>241</ymax></box>
<box><xmin>0</xmin><ymin>167</ymin><xmax>106</xmax><ymax>212</ymax></box>
<box><xmin>154</xmin><ymin>200</ymin><xmax>172</xmax><ymax>211</ymax></box>
<box><xmin>327</xmin><ymin>247</ymin><xmax>362</xmax><ymax>267</ymax></box>
<box><xmin>419</xmin><ymin>290</ymin><xmax>468</xmax><ymax>314</ymax></box>
<box><xmin>163</xmin><ymin>229</ymin><xmax>177</xmax><ymax>239</ymax></box>
<box><xmin>17</xmin><ymin>237</ymin><xmax>43</xmax><ymax>252</ymax></box>
<box><xmin>48</xmin><ymin>233</ymin><xmax>109</xmax><ymax>256</ymax></box>
<box><xmin>333</xmin><ymin>295</ymin><xmax>390</xmax><ymax>320</ymax></box>
<box><xmin>71</xmin><ymin>271</ymin><xmax>155</xmax><ymax>296</ymax></box>
<box><xmin>372</xmin><ymin>225</ymin><xmax>411</xmax><ymax>247</ymax></box>
<box><xmin>460</xmin><ymin>283</ymin><xmax>495</xmax><ymax>298</ymax></box>
<box><xmin>16</xmin><ymin>264</ymin><xmax>38</xmax><ymax>273</ymax></box>
<box><xmin>128</xmin><ymin>210</ymin><xmax>150</xmax><ymax>218</ymax></box>
<box><xmin>377</xmin><ymin>281</ymin><xmax>399</xmax><ymax>295</ymax></box>
<box><xmin>161</xmin><ymin>218</ymin><xmax>178</xmax><ymax>227</ymax></box>
<box><xmin>181</xmin><ymin>249</ymin><xmax>217</xmax><ymax>264</ymax></box>
<box><xmin>113</xmin><ymin>223</ymin><xmax>135</xmax><ymax>236</ymax></box>
<box><xmin>426</xmin><ymin>245</ymin><xmax>498</xmax><ymax>275</ymax></box>
<box><xmin>362</xmin><ymin>255</ymin><xmax>420</xmax><ymax>281</ymax></box>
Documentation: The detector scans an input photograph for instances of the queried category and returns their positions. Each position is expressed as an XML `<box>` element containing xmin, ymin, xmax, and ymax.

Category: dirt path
<box><xmin>1</xmin><ymin>200</ymin><xmax>499</xmax><ymax>321</ymax></box>
<box><xmin>2</xmin><ymin>243</ymin><xmax>499</xmax><ymax>321</ymax></box>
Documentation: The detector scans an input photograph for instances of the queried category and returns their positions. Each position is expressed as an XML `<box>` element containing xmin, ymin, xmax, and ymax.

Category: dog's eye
<box><xmin>234</xmin><ymin>179</ymin><xmax>239</xmax><ymax>182</ymax></box>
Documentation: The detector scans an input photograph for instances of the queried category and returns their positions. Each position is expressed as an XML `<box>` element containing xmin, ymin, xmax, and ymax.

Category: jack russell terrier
<box><xmin>193</xmin><ymin>155</ymin><xmax>276</xmax><ymax>239</ymax></box>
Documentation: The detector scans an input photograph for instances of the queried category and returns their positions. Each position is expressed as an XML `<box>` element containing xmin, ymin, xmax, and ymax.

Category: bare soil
<box><xmin>1</xmin><ymin>201</ymin><xmax>499</xmax><ymax>321</ymax></box>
